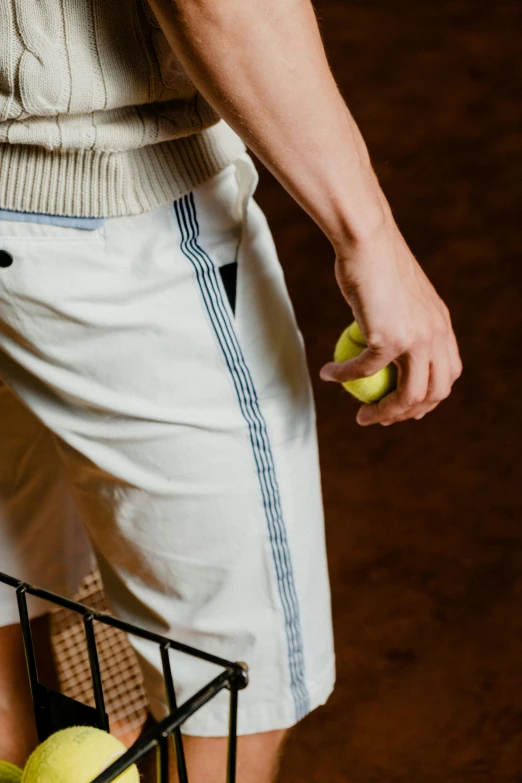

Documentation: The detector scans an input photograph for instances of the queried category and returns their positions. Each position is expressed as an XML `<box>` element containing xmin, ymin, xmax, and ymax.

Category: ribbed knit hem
<box><xmin>0</xmin><ymin>120</ymin><xmax>247</xmax><ymax>218</ymax></box>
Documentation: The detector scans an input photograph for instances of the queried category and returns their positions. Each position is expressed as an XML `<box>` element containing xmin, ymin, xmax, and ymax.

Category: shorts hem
<box><xmin>148</xmin><ymin>658</ymin><xmax>336</xmax><ymax>737</ymax></box>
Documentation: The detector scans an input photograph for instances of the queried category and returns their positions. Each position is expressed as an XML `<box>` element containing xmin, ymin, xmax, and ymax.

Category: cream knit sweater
<box><xmin>0</xmin><ymin>0</ymin><xmax>247</xmax><ymax>217</ymax></box>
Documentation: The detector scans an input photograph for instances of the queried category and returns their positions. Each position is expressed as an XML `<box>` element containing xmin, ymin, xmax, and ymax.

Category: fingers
<box><xmin>320</xmin><ymin>345</ymin><xmax>395</xmax><ymax>384</ymax></box>
<box><xmin>356</xmin><ymin>349</ymin><xmax>430</xmax><ymax>426</ymax></box>
<box><xmin>357</xmin><ymin>335</ymin><xmax>461</xmax><ymax>427</ymax></box>
<box><xmin>448</xmin><ymin>329</ymin><xmax>463</xmax><ymax>381</ymax></box>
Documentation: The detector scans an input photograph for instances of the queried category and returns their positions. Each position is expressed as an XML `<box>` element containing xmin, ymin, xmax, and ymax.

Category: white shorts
<box><xmin>0</xmin><ymin>152</ymin><xmax>335</xmax><ymax>736</ymax></box>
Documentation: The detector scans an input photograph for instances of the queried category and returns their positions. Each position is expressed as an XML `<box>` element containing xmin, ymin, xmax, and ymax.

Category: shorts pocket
<box><xmin>218</xmin><ymin>260</ymin><xmax>238</xmax><ymax>315</ymax></box>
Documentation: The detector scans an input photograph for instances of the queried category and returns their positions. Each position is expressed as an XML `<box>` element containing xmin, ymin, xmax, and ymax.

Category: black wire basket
<box><xmin>0</xmin><ymin>571</ymin><xmax>249</xmax><ymax>783</ymax></box>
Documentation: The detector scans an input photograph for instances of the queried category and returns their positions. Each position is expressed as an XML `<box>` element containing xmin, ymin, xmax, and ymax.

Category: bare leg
<box><xmin>138</xmin><ymin>712</ymin><xmax>289</xmax><ymax>783</ymax></box>
<box><xmin>174</xmin><ymin>731</ymin><xmax>289</xmax><ymax>783</ymax></box>
<box><xmin>0</xmin><ymin>615</ymin><xmax>58</xmax><ymax>767</ymax></box>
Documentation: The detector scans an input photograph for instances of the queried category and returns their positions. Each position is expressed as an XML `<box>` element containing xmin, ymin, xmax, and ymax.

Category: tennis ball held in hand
<box><xmin>334</xmin><ymin>321</ymin><xmax>397</xmax><ymax>404</ymax></box>
<box><xmin>22</xmin><ymin>726</ymin><xmax>139</xmax><ymax>783</ymax></box>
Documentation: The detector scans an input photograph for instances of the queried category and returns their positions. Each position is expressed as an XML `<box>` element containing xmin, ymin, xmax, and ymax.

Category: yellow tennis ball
<box><xmin>0</xmin><ymin>761</ymin><xmax>23</xmax><ymax>783</ymax></box>
<box><xmin>22</xmin><ymin>727</ymin><xmax>139</xmax><ymax>783</ymax></box>
<box><xmin>334</xmin><ymin>320</ymin><xmax>397</xmax><ymax>404</ymax></box>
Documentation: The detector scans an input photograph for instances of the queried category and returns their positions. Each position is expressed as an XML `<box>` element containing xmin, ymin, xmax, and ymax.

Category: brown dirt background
<box><xmin>253</xmin><ymin>2</ymin><xmax>522</xmax><ymax>781</ymax></box>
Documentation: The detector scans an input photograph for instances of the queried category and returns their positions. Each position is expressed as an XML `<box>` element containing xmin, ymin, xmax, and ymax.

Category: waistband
<box><xmin>0</xmin><ymin>208</ymin><xmax>106</xmax><ymax>231</ymax></box>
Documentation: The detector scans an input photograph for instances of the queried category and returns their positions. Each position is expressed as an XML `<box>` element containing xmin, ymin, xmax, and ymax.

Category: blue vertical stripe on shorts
<box><xmin>172</xmin><ymin>191</ymin><xmax>311</xmax><ymax>722</ymax></box>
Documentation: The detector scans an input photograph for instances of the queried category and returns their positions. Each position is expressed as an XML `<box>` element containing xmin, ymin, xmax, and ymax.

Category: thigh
<box><xmin>0</xmin><ymin>381</ymin><xmax>92</xmax><ymax>624</ymax></box>
<box><xmin>0</xmin><ymin>156</ymin><xmax>335</xmax><ymax>734</ymax></box>
<box><xmin>138</xmin><ymin>712</ymin><xmax>288</xmax><ymax>783</ymax></box>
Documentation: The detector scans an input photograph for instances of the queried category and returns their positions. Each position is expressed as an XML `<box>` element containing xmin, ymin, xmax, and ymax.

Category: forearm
<box><xmin>147</xmin><ymin>0</ymin><xmax>391</xmax><ymax>250</ymax></box>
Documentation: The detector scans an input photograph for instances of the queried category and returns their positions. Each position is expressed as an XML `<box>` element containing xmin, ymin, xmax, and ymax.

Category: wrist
<box><xmin>327</xmin><ymin>186</ymin><xmax>392</xmax><ymax>255</ymax></box>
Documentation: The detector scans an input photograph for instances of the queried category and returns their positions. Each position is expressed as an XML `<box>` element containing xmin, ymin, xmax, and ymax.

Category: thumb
<box><xmin>320</xmin><ymin>346</ymin><xmax>393</xmax><ymax>383</ymax></box>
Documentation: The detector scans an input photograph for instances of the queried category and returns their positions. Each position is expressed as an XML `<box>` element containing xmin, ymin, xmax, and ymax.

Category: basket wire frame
<box><xmin>0</xmin><ymin>572</ymin><xmax>248</xmax><ymax>783</ymax></box>
<box><xmin>51</xmin><ymin>571</ymin><xmax>148</xmax><ymax>742</ymax></box>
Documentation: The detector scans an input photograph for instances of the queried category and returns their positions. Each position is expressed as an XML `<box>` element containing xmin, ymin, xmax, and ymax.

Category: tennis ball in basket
<box><xmin>334</xmin><ymin>320</ymin><xmax>397</xmax><ymax>404</ymax></box>
<box><xmin>0</xmin><ymin>761</ymin><xmax>23</xmax><ymax>782</ymax></box>
<box><xmin>22</xmin><ymin>726</ymin><xmax>139</xmax><ymax>783</ymax></box>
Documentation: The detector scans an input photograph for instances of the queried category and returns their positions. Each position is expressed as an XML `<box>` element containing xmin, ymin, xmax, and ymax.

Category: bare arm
<box><xmin>147</xmin><ymin>0</ymin><xmax>462</xmax><ymax>425</ymax></box>
<box><xmin>147</xmin><ymin>0</ymin><xmax>384</xmax><ymax>246</ymax></box>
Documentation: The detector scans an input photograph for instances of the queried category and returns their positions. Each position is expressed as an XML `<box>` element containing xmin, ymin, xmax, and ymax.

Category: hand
<box><xmin>319</xmin><ymin>217</ymin><xmax>462</xmax><ymax>426</ymax></box>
